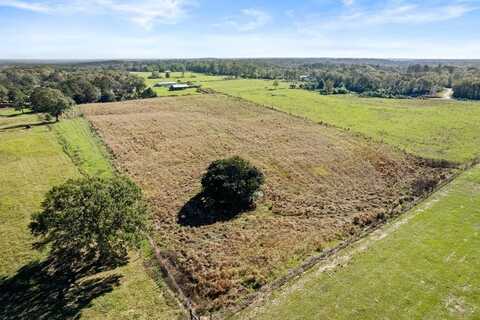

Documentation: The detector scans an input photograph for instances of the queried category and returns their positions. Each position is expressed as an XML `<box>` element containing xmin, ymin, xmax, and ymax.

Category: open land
<box><xmin>81</xmin><ymin>94</ymin><xmax>453</xmax><ymax>313</ymax></box>
<box><xmin>201</xmin><ymin>79</ymin><xmax>480</xmax><ymax>164</ymax></box>
<box><xmin>137</xmin><ymin>72</ymin><xmax>480</xmax><ymax>163</ymax></box>
<box><xmin>238</xmin><ymin>163</ymin><xmax>480</xmax><ymax>320</ymax></box>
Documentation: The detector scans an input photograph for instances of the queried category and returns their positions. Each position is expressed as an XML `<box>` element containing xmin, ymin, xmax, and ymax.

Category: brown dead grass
<box><xmin>82</xmin><ymin>95</ymin><xmax>452</xmax><ymax>313</ymax></box>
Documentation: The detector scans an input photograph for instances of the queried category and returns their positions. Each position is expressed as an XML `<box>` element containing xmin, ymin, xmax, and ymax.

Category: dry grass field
<box><xmin>81</xmin><ymin>95</ymin><xmax>453</xmax><ymax>313</ymax></box>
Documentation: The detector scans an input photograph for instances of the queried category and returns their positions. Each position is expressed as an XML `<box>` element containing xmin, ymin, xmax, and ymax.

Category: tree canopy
<box><xmin>30</xmin><ymin>176</ymin><xmax>150</xmax><ymax>263</ymax></box>
<box><xmin>201</xmin><ymin>156</ymin><xmax>265</xmax><ymax>210</ymax></box>
<box><xmin>31</xmin><ymin>87</ymin><xmax>74</xmax><ymax>121</ymax></box>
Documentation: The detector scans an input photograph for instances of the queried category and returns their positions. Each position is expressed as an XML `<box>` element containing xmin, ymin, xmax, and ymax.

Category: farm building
<box><xmin>154</xmin><ymin>81</ymin><xmax>177</xmax><ymax>87</ymax></box>
<box><xmin>169</xmin><ymin>84</ymin><xmax>191</xmax><ymax>91</ymax></box>
<box><xmin>299</xmin><ymin>75</ymin><xmax>313</xmax><ymax>81</ymax></box>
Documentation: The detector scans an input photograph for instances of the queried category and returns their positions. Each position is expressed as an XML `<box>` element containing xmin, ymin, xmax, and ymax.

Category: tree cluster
<box><xmin>453</xmin><ymin>80</ymin><xmax>480</xmax><ymax>100</ymax></box>
<box><xmin>0</xmin><ymin>66</ymin><xmax>153</xmax><ymax>119</ymax></box>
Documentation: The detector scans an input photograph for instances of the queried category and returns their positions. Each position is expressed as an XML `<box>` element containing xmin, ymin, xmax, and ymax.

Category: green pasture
<box><xmin>203</xmin><ymin>79</ymin><xmax>480</xmax><ymax>163</ymax></box>
<box><xmin>238</xmin><ymin>164</ymin><xmax>480</xmax><ymax>320</ymax></box>
<box><xmin>0</xmin><ymin>108</ymin><xmax>181</xmax><ymax>320</ymax></box>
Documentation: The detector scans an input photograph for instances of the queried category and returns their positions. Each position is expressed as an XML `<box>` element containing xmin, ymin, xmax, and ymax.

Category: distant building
<box><xmin>299</xmin><ymin>75</ymin><xmax>312</xmax><ymax>81</ymax></box>
<box><xmin>154</xmin><ymin>81</ymin><xmax>177</xmax><ymax>87</ymax></box>
<box><xmin>169</xmin><ymin>84</ymin><xmax>191</xmax><ymax>91</ymax></box>
<box><xmin>165</xmin><ymin>70</ymin><xmax>172</xmax><ymax>78</ymax></box>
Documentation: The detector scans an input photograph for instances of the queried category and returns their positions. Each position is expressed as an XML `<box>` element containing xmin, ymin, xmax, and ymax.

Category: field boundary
<box><xmin>221</xmin><ymin>157</ymin><xmax>479</xmax><ymax>319</ymax></box>
<box><xmin>51</xmin><ymin>112</ymin><xmax>192</xmax><ymax>319</ymax></box>
<box><xmin>149</xmin><ymin>237</ymin><xmax>203</xmax><ymax>320</ymax></box>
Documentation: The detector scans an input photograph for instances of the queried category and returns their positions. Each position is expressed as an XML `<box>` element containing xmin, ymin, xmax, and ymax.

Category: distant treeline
<box><xmin>0</xmin><ymin>66</ymin><xmax>153</xmax><ymax>110</ymax></box>
<box><xmin>453</xmin><ymin>80</ymin><xmax>480</xmax><ymax>100</ymax></box>
<box><xmin>3</xmin><ymin>59</ymin><xmax>480</xmax><ymax>101</ymax></box>
<box><xmin>81</xmin><ymin>59</ymin><xmax>480</xmax><ymax>100</ymax></box>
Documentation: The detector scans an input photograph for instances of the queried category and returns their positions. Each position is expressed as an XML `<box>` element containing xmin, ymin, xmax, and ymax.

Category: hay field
<box><xmin>82</xmin><ymin>95</ymin><xmax>452</xmax><ymax>313</ymax></box>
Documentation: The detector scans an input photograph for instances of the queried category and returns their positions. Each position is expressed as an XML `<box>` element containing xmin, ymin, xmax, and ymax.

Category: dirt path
<box><xmin>439</xmin><ymin>88</ymin><xmax>454</xmax><ymax>99</ymax></box>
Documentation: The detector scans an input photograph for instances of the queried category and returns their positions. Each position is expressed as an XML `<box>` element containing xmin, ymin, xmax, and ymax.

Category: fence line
<box><xmin>148</xmin><ymin>237</ymin><xmax>205</xmax><ymax>320</ymax></box>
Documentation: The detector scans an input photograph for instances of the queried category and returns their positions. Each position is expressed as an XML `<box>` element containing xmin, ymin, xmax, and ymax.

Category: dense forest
<box><xmin>71</xmin><ymin>58</ymin><xmax>480</xmax><ymax>99</ymax></box>
<box><xmin>0</xmin><ymin>66</ymin><xmax>152</xmax><ymax>111</ymax></box>
<box><xmin>2</xmin><ymin>59</ymin><xmax>480</xmax><ymax>101</ymax></box>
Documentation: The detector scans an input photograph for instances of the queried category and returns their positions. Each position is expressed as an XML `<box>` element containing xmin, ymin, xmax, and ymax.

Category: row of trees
<box><xmin>3</xmin><ymin>60</ymin><xmax>480</xmax><ymax>100</ymax></box>
<box><xmin>82</xmin><ymin>59</ymin><xmax>480</xmax><ymax>99</ymax></box>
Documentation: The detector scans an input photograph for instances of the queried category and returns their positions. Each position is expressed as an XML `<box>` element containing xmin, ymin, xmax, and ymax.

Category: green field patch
<box><xmin>202</xmin><ymin>79</ymin><xmax>480</xmax><ymax>163</ymax></box>
<box><xmin>132</xmin><ymin>71</ymin><xmax>223</xmax><ymax>97</ymax></box>
<box><xmin>0</xmin><ymin>109</ymin><xmax>182</xmax><ymax>320</ymax></box>
<box><xmin>237</xmin><ymin>164</ymin><xmax>480</xmax><ymax>320</ymax></box>
<box><xmin>53</xmin><ymin>117</ymin><xmax>114</xmax><ymax>178</ymax></box>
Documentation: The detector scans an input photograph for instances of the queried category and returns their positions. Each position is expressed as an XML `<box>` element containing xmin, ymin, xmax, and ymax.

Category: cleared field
<box><xmin>0</xmin><ymin>109</ymin><xmax>182</xmax><ymax>320</ymax></box>
<box><xmin>239</xmin><ymin>164</ymin><xmax>480</xmax><ymax>320</ymax></box>
<box><xmin>203</xmin><ymin>79</ymin><xmax>480</xmax><ymax>163</ymax></box>
<box><xmin>82</xmin><ymin>95</ymin><xmax>452</xmax><ymax>313</ymax></box>
<box><xmin>0</xmin><ymin>111</ymin><xmax>80</xmax><ymax>275</ymax></box>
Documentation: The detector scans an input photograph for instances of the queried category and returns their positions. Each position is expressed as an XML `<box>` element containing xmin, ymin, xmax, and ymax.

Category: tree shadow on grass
<box><xmin>0</xmin><ymin>111</ymin><xmax>35</xmax><ymax>118</ymax></box>
<box><xmin>0</xmin><ymin>253</ymin><xmax>126</xmax><ymax>320</ymax></box>
<box><xmin>0</xmin><ymin>121</ymin><xmax>52</xmax><ymax>132</ymax></box>
<box><xmin>177</xmin><ymin>193</ymin><xmax>254</xmax><ymax>227</ymax></box>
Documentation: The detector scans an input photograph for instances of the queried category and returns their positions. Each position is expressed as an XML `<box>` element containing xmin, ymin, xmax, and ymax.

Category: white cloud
<box><xmin>0</xmin><ymin>0</ymin><xmax>50</xmax><ymax>12</ymax></box>
<box><xmin>222</xmin><ymin>8</ymin><xmax>272</xmax><ymax>32</ymax></box>
<box><xmin>342</xmin><ymin>0</ymin><xmax>354</xmax><ymax>6</ymax></box>
<box><xmin>364</xmin><ymin>3</ymin><xmax>474</xmax><ymax>24</ymax></box>
<box><xmin>92</xmin><ymin>0</ymin><xmax>193</xmax><ymax>29</ymax></box>
<box><xmin>0</xmin><ymin>0</ymin><xmax>193</xmax><ymax>29</ymax></box>
<box><xmin>298</xmin><ymin>1</ymin><xmax>477</xmax><ymax>33</ymax></box>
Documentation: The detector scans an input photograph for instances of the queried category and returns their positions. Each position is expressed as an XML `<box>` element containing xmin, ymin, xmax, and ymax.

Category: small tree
<box><xmin>30</xmin><ymin>176</ymin><xmax>149</xmax><ymax>263</ymax></box>
<box><xmin>324</xmin><ymin>79</ymin><xmax>335</xmax><ymax>94</ymax></box>
<box><xmin>273</xmin><ymin>80</ymin><xmax>279</xmax><ymax>89</ymax></box>
<box><xmin>8</xmin><ymin>88</ymin><xmax>28</xmax><ymax>113</ymax></box>
<box><xmin>201</xmin><ymin>156</ymin><xmax>264</xmax><ymax>209</ymax></box>
<box><xmin>31</xmin><ymin>87</ymin><xmax>74</xmax><ymax>121</ymax></box>
<box><xmin>149</xmin><ymin>71</ymin><xmax>161</xmax><ymax>79</ymax></box>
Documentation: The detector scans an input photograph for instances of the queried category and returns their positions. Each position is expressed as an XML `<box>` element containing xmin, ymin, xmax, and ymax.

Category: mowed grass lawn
<box><xmin>0</xmin><ymin>112</ymin><xmax>79</xmax><ymax>274</ymax></box>
<box><xmin>0</xmin><ymin>109</ymin><xmax>182</xmax><ymax>320</ymax></box>
<box><xmin>204</xmin><ymin>79</ymin><xmax>480</xmax><ymax>163</ymax></box>
<box><xmin>238</xmin><ymin>164</ymin><xmax>480</xmax><ymax>320</ymax></box>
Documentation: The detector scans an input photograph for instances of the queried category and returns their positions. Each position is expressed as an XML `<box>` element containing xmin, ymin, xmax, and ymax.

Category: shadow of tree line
<box><xmin>0</xmin><ymin>251</ymin><xmax>127</xmax><ymax>320</ymax></box>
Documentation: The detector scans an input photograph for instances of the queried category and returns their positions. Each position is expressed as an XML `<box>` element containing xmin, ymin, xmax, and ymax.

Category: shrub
<box><xmin>201</xmin><ymin>156</ymin><xmax>264</xmax><ymax>209</ymax></box>
<box><xmin>412</xmin><ymin>177</ymin><xmax>438</xmax><ymax>196</ymax></box>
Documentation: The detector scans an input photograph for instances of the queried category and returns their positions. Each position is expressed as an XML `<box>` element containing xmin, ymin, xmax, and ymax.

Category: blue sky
<box><xmin>1</xmin><ymin>0</ymin><xmax>479</xmax><ymax>59</ymax></box>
